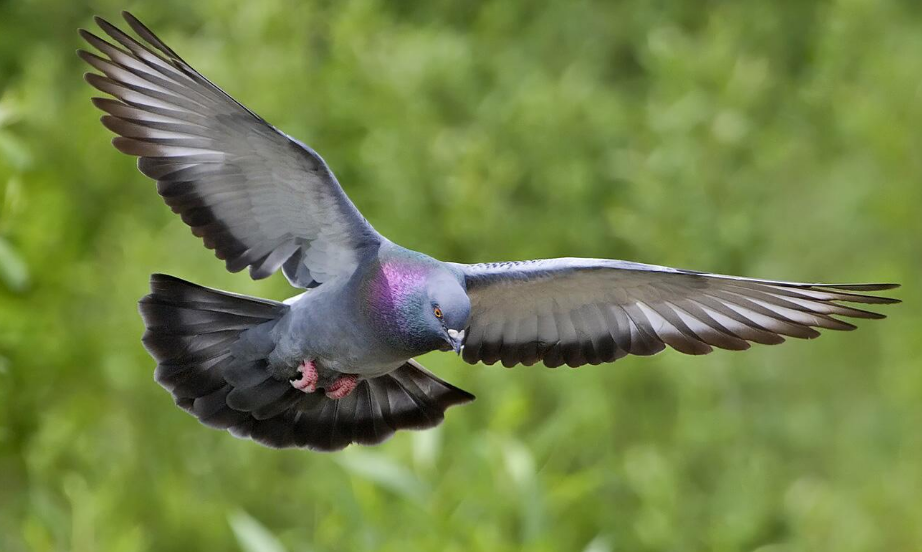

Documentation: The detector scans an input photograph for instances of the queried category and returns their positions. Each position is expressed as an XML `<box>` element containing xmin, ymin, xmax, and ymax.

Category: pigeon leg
<box><xmin>290</xmin><ymin>359</ymin><xmax>319</xmax><ymax>393</ymax></box>
<box><xmin>325</xmin><ymin>374</ymin><xmax>358</xmax><ymax>400</ymax></box>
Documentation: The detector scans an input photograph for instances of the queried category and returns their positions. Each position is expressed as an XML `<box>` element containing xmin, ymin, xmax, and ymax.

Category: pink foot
<box><xmin>291</xmin><ymin>360</ymin><xmax>318</xmax><ymax>393</ymax></box>
<box><xmin>325</xmin><ymin>374</ymin><xmax>358</xmax><ymax>400</ymax></box>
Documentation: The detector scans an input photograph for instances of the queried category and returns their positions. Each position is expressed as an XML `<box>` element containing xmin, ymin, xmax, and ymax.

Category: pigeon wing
<box><xmin>79</xmin><ymin>12</ymin><xmax>381</xmax><ymax>288</ymax></box>
<box><xmin>451</xmin><ymin>258</ymin><xmax>899</xmax><ymax>368</ymax></box>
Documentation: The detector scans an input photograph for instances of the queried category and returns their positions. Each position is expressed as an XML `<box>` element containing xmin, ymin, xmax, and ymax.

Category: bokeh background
<box><xmin>1</xmin><ymin>0</ymin><xmax>920</xmax><ymax>550</ymax></box>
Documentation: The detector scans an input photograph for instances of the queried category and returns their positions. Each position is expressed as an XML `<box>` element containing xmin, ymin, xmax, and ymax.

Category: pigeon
<box><xmin>79</xmin><ymin>13</ymin><xmax>900</xmax><ymax>451</ymax></box>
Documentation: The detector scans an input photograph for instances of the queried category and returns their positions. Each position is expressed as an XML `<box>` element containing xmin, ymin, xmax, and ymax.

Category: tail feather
<box><xmin>139</xmin><ymin>273</ymin><xmax>474</xmax><ymax>452</ymax></box>
<box><xmin>228</xmin><ymin>360</ymin><xmax>475</xmax><ymax>451</ymax></box>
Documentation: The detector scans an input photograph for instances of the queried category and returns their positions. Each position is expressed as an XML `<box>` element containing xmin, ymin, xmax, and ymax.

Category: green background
<box><xmin>1</xmin><ymin>0</ymin><xmax>919</xmax><ymax>551</ymax></box>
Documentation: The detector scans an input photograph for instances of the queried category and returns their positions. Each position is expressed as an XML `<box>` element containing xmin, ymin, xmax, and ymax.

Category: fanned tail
<box><xmin>233</xmin><ymin>360</ymin><xmax>475</xmax><ymax>451</ymax></box>
<box><xmin>139</xmin><ymin>274</ymin><xmax>473</xmax><ymax>451</ymax></box>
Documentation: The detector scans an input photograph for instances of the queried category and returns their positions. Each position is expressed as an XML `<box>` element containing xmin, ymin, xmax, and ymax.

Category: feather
<box><xmin>453</xmin><ymin>257</ymin><xmax>897</xmax><ymax>368</ymax></box>
<box><xmin>80</xmin><ymin>13</ymin><xmax>381</xmax><ymax>288</ymax></box>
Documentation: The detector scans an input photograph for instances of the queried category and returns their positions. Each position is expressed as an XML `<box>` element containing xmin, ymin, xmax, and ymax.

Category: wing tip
<box><xmin>77</xmin><ymin>27</ymin><xmax>95</xmax><ymax>43</ymax></box>
<box><xmin>82</xmin><ymin>71</ymin><xmax>108</xmax><ymax>88</ymax></box>
<box><xmin>835</xmin><ymin>320</ymin><xmax>859</xmax><ymax>331</ymax></box>
<box><xmin>100</xmin><ymin>114</ymin><xmax>122</xmax><ymax>135</ymax></box>
<box><xmin>93</xmin><ymin>16</ymin><xmax>124</xmax><ymax>42</ymax></box>
<box><xmin>121</xmin><ymin>11</ymin><xmax>143</xmax><ymax>28</ymax></box>
<box><xmin>111</xmin><ymin>136</ymin><xmax>138</xmax><ymax>155</ymax></box>
<box><xmin>90</xmin><ymin>97</ymin><xmax>117</xmax><ymax>111</ymax></box>
<box><xmin>818</xmin><ymin>282</ymin><xmax>900</xmax><ymax>292</ymax></box>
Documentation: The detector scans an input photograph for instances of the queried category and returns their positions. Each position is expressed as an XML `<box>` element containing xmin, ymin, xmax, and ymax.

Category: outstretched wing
<box><xmin>451</xmin><ymin>258</ymin><xmax>899</xmax><ymax>368</ymax></box>
<box><xmin>79</xmin><ymin>12</ymin><xmax>381</xmax><ymax>288</ymax></box>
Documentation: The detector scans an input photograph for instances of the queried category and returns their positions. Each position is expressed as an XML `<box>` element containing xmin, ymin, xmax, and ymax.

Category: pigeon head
<box><xmin>364</xmin><ymin>257</ymin><xmax>470</xmax><ymax>354</ymax></box>
<box><xmin>425</xmin><ymin>270</ymin><xmax>471</xmax><ymax>352</ymax></box>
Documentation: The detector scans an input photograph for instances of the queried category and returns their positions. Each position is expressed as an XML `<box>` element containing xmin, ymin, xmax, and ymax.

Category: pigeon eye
<box><xmin>433</xmin><ymin>306</ymin><xmax>443</xmax><ymax>319</ymax></box>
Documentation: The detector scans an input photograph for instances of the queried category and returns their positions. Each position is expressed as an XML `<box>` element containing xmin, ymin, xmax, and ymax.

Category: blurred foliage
<box><xmin>0</xmin><ymin>0</ymin><xmax>920</xmax><ymax>551</ymax></box>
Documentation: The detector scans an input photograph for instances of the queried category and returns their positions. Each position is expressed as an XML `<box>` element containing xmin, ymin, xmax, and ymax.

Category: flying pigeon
<box><xmin>79</xmin><ymin>13</ymin><xmax>900</xmax><ymax>451</ymax></box>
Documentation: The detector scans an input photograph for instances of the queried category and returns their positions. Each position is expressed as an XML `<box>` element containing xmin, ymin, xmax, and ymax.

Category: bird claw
<box><xmin>290</xmin><ymin>360</ymin><xmax>357</xmax><ymax>399</ymax></box>
<box><xmin>290</xmin><ymin>359</ymin><xmax>318</xmax><ymax>393</ymax></box>
<box><xmin>325</xmin><ymin>374</ymin><xmax>358</xmax><ymax>400</ymax></box>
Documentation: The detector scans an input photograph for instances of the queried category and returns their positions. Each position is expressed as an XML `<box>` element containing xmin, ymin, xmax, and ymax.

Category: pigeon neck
<box><xmin>361</xmin><ymin>257</ymin><xmax>439</xmax><ymax>353</ymax></box>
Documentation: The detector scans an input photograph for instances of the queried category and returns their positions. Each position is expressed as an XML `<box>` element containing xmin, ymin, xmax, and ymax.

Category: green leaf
<box><xmin>582</xmin><ymin>535</ymin><xmax>612</xmax><ymax>552</ymax></box>
<box><xmin>411</xmin><ymin>425</ymin><xmax>442</xmax><ymax>471</ymax></box>
<box><xmin>228</xmin><ymin>510</ymin><xmax>288</xmax><ymax>552</ymax></box>
<box><xmin>0</xmin><ymin>236</ymin><xmax>29</xmax><ymax>292</ymax></box>
<box><xmin>336</xmin><ymin>450</ymin><xmax>429</xmax><ymax>503</ymax></box>
<box><xmin>0</xmin><ymin>130</ymin><xmax>32</xmax><ymax>170</ymax></box>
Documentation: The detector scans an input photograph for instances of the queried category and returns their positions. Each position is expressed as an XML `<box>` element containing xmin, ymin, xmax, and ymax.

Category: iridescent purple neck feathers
<box><xmin>367</xmin><ymin>260</ymin><xmax>430</xmax><ymax>319</ymax></box>
<box><xmin>360</xmin><ymin>251</ymin><xmax>469</xmax><ymax>354</ymax></box>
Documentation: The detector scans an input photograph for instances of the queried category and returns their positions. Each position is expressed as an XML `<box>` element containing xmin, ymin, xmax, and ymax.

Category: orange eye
<box><xmin>434</xmin><ymin>307</ymin><xmax>443</xmax><ymax>319</ymax></box>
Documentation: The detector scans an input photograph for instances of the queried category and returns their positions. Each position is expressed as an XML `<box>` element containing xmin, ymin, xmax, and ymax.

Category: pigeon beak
<box><xmin>447</xmin><ymin>329</ymin><xmax>465</xmax><ymax>355</ymax></box>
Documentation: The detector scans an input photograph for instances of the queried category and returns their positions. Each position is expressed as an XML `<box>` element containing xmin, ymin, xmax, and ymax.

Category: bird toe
<box><xmin>290</xmin><ymin>359</ymin><xmax>318</xmax><ymax>393</ymax></box>
<box><xmin>324</xmin><ymin>374</ymin><xmax>358</xmax><ymax>400</ymax></box>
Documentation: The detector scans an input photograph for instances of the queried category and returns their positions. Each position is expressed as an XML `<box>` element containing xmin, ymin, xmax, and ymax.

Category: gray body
<box><xmin>270</xmin><ymin>274</ymin><xmax>392</xmax><ymax>377</ymax></box>
<box><xmin>268</xmin><ymin>242</ymin><xmax>460</xmax><ymax>380</ymax></box>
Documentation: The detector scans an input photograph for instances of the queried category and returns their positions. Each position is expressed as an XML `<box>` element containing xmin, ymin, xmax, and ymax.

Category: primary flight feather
<box><xmin>79</xmin><ymin>12</ymin><xmax>899</xmax><ymax>451</ymax></box>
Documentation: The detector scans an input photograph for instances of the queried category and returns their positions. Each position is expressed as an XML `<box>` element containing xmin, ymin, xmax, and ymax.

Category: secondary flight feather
<box><xmin>79</xmin><ymin>12</ymin><xmax>899</xmax><ymax>451</ymax></box>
